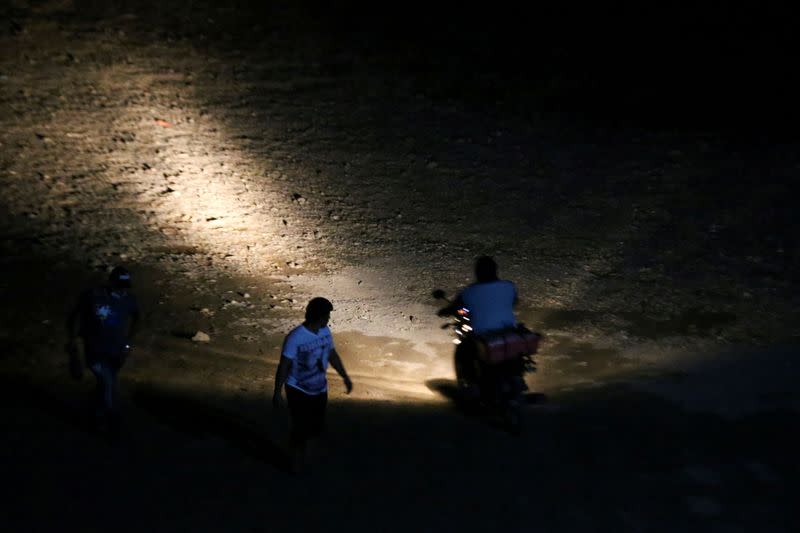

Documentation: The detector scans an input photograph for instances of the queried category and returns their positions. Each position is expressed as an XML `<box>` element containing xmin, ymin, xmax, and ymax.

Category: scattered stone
<box><xmin>191</xmin><ymin>331</ymin><xmax>210</xmax><ymax>342</ymax></box>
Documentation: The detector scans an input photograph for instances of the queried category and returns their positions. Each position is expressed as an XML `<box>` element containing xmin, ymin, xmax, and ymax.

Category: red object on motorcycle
<box><xmin>476</xmin><ymin>328</ymin><xmax>540</xmax><ymax>365</ymax></box>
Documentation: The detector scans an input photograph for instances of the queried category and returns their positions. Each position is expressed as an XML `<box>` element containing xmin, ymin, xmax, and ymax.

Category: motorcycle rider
<box><xmin>437</xmin><ymin>255</ymin><xmax>518</xmax><ymax>333</ymax></box>
<box><xmin>437</xmin><ymin>256</ymin><xmax>520</xmax><ymax>390</ymax></box>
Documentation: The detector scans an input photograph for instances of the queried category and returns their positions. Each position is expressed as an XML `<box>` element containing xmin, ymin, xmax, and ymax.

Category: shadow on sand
<box><xmin>130</xmin><ymin>384</ymin><xmax>292</xmax><ymax>473</ymax></box>
<box><xmin>0</xmin><ymin>370</ymin><xmax>291</xmax><ymax>472</ymax></box>
<box><xmin>426</xmin><ymin>378</ymin><xmax>547</xmax><ymax>406</ymax></box>
<box><xmin>3</xmin><ymin>357</ymin><xmax>800</xmax><ymax>532</ymax></box>
<box><xmin>425</xmin><ymin>377</ymin><xmax>548</xmax><ymax>433</ymax></box>
<box><xmin>0</xmin><ymin>370</ymin><xmax>120</xmax><ymax>441</ymax></box>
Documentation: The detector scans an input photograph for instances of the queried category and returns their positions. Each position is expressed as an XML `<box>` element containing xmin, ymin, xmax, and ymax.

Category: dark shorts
<box><xmin>285</xmin><ymin>385</ymin><xmax>327</xmax><ymax>445</ymax></box>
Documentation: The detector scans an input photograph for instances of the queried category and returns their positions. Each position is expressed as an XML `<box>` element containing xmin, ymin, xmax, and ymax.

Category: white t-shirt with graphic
<box><xmin>282</xmin><ymin>324</ymin><xmax>335</xmax><ymax>395</ymax></box>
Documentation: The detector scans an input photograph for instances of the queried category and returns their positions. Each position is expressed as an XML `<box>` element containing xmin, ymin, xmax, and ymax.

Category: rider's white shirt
<box><xmin>460</xmin><ymin>280</ymin><xmax>518</xmax><ymax>334</ymax></box>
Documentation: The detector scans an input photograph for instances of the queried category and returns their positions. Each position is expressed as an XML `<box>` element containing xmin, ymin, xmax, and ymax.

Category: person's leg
<box><xmin>106</xmin><ymin>361</ymin><xmax>123</xmax><ymax>439</ymax></box>
<box><xmin>99</xmin><ymin>364</ymin><xmax>115</xmax><ymax>411</ymax></box>
<box><xmin>285</xmin><ymin>385</ymin><xmax>311</xmax><ymax>472</ymax></box>
<box><xmin>456</xmin><ymin>339</ymin><xmax>482</xmax><ymax>407</ymax></box>
<box><xmin>305</xmin><ymin>392</ymin><xmax>328</xmax><ymax>460</ymax></box>
<box><xmin>88</xmin><ymin>361</ymin><xmax>113</xmax><ymax>428</ymax></box>
<box><xmin>454</xmin><ymin>341</ymin><xmax>476</xmax><ymax>387</ymax></box>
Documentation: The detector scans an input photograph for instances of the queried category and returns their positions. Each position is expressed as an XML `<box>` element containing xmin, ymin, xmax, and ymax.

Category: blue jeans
<box><xmin>88</xmin><ymin>355</ymin><xmax>124</xmax><ymax>416</ymax></box>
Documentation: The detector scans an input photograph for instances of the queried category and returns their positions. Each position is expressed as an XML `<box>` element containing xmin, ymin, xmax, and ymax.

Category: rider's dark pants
<box><xmin>455</xmin><ymin>338</ymin><xmax>481</xmax><ymax>384</ymax></box>
<box><xmin>456</xmin><ymin>337</ymin><xmax>524</xmax><ymax>403</ymax></box>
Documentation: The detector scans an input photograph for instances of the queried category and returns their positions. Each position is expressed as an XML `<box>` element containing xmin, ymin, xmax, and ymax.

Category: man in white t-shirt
<box><xmin>273</xmin><ymin>297</ymin><xmax>352</xmax><ymax>470</ymax></box>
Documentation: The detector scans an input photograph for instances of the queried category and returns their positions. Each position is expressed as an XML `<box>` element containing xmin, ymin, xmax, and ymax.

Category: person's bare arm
<box><xmin>437</xmin><ymin>293</ymin><xmax>465</xmax><ymax>317</ymax></box>
<box><xmin>272</xmin><ymin>355</ymin><xmax>293</xmax><ymax>407</ymax></box>
<box><xmin>329</xmin><ymin>349</ymin><xmax>353</xmax><ymax>393</ymax></box>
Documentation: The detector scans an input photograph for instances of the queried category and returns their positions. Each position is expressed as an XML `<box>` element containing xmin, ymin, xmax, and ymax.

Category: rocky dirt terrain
<box><xmin>1</xmin><ymin>2</ymin><xmax>798</xmax><ymax>532</ymax></box>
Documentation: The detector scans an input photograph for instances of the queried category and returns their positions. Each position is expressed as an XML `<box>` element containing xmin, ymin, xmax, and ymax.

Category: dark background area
<box><xmin>7</xmin><ymin>1</ymin><xmax>797</xmax><ymax>132</ymax></box>
<box><xmin>309</xmin><ymin>2</ymin><xmax>798</xmax><ymax>131</ymax></box>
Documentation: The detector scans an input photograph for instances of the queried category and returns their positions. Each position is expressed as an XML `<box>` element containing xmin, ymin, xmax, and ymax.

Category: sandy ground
<box><xmin>1</xmin><ymin>2</ymin><xmax>799</xmax><ymax>532</ymax></box>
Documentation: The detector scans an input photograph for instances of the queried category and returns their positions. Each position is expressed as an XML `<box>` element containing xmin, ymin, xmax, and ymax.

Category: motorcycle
<box><xmin>432</xmin><ymin>289</ymin><xmax>541</xmax><ymax>434</ymax></box>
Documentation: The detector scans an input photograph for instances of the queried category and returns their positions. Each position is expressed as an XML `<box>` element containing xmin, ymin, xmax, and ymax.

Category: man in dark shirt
<box><xmin>67</xmin><ymin>266</ymin><xmax>140</xmax><ymax>435</ymax></box>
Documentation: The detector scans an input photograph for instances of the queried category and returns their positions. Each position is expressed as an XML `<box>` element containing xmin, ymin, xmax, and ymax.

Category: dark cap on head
<box><xmin>305</xmin><ymin>297</ymin><xmax>333</xmax><ymax>321</ymax></box>
<box><xmin>475</xmin><ymin>255</ymin><xmax>498</xmax><ymax>282</ymax></box>
<box><xmin>109</xmin><ymin>266</ymin><xmax>132</xmax><ymax>288</ymax></box>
